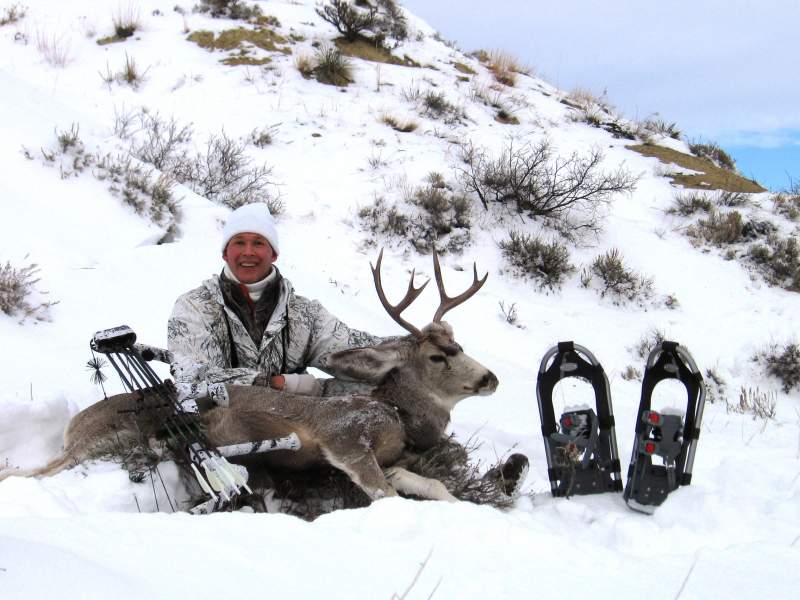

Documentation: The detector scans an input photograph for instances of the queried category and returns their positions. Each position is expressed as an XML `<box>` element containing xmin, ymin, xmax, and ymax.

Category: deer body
<box><xmin>0</xmin><ymin>252</ymin><xmax>498</xmax><ymax>505</ymax></box>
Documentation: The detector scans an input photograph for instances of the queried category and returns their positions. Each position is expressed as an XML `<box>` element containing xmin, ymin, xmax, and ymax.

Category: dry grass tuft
<box><xmin>380</xmin><ymin>113</ymin><xmax>419</xmax><ymax>133</ymax></box>
<box><xmin>482</xmin><ymin>49</ymin><xmax>528</xmax><ymax>86</ymax></box>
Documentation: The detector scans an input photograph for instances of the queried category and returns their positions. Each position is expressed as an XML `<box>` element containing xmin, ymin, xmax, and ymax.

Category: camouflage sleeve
<box><xmin>167</xmin><ymin>293</ymin><xmax>262</xmax><ymax>386</ymax></box>
<box><xmin>301</xmin><ymin>298</ymin><xmax>391</xmax><ymax>375</ymax></box>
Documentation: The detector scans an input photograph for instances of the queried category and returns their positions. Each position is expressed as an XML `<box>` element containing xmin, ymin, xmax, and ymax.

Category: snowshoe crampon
<box><xmin>536</xmin><ymin>342</ymin><xmax>622</xmax><ymax>497</ymax></box>
<box><xmin>623</xmin><ymin>342</ymin><xmax>706</xmax><ymax>514</ymax></box>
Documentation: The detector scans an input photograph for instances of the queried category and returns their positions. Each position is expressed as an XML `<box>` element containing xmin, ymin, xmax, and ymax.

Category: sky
<box><xmin>401</xmin><ymin>0</ymin><xmax>800</xmax><ymax>191</ymax></box>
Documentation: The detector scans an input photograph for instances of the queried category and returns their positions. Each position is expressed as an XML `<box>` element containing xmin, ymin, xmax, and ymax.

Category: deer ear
<box><xmin>324</xmin><ymin>344</ymin><xmax>405</xmax><ymax>383</ymax></box>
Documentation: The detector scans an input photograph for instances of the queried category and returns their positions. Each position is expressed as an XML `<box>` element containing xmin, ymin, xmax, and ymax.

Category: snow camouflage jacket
<box><xmin>167</xmin><ymin>272</ymin><xmax>384</xmax><ymax>386</ymax></box>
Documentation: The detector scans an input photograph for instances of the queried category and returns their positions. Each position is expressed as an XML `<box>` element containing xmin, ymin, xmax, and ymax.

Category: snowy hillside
<box><xmin>1</xmin><ymin>1</ymin><xmax>798</xmax><ymax>598</ymax></box>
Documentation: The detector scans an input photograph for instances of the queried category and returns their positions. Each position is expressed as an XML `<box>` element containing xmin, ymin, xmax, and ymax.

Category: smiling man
<box><xmin>167</xmin><ymin>203</ymin><xmax>383</xmax><ymax>396</ymax></box>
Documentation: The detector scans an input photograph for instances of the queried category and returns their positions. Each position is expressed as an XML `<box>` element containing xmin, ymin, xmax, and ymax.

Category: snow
<box><xmin>1</xmin><ymin>1</ymin><xmax>799</xmax><ymax>598</ymax></box>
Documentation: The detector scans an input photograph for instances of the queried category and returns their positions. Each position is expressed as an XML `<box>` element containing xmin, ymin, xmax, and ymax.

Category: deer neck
<box><xmin>374</xmin><ymin>369</ymin><xmax>453</xmax><ymax>450</ymax></box>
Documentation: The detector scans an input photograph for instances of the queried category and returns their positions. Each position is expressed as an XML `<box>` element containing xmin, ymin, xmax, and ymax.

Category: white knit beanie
<box><xmin>220</xmin><ymin>203</ymin><xmax>280</xmax><ymax>256</ymax></box>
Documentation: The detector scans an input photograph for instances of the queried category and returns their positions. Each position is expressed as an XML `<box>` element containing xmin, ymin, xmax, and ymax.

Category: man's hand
<box><xmin>253</xmin><ymin>374</ymin><xmax>322</xmax><ymax>396</ymax></box>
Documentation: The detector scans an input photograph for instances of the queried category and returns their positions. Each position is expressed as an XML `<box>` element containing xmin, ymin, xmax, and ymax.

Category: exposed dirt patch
<box><xmin>187</xmin><ymin>26</ymin><xmax>291</xmax><ymax>65</ymax></box>
<box><xmin>629</xmin><ymin>144</ymin><xmax>765</xmax><ymax>193</ymax></box>
<box><xmin>333</xmin><ymin>37</ymin><xmax>419</xmax><ymax>67</ymax></box>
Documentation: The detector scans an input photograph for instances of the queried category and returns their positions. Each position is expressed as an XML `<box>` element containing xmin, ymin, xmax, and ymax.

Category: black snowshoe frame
<box><xmin>536</xmin><ymin>342</ymin><xmax>623</xmax><ymax>497</ymax></box>
<box><xmin>623</xmin><ymin>341</ymin><xmax>706</xmax><ymax>514</ymax></box>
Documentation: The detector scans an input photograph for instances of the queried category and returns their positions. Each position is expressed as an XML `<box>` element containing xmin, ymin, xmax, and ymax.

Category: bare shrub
<box><xmin>564</xmin><ymin>88</ymin><xmax>613</xmax><ymax>127</ymax></box>
<box><xmin>0</xmin><ymin>259</ymin><xmax>56</xmax><ymax>322</ymax></box>
<box><xmin>112</xmin><ymin>2</ymin><xmax>140</xmax><ymax>38</ymax></box>
<box><xmin>458</xmin><ymin>138</ymin><xmax>637</xmax><ymax>235</ymax></box>
<box><xmin>667</xmin><ymin>191</ymin><xmax>714</xmax><ymax>216</ymax></box>
<box><xmin>35</xmin><ymin>30</ymin><xmax>71</xmax><ymax>67</ymax></box>
<box><xmin>407</xmin><ymin>180</ymin><xmax>472</xmax><ymax>253</ymax></box>
<box><xmin>40</xmin><ymin>123</ymin><xmax>180</xmax><ymax>231</ymax></box>
<box><xmin>358</xmin><ymin>196</ymin><xmax>410</xmax><ymax>238</ymax></box>
<box><xmin>132</xmin><ymin>111</ymin><xmax>194</xmax><ymax>169</ymax></box>
<box><xmin>772</xmin><ymin>192</ymin><xmax>800</xmax><ymax>221</ymax></box>
<box><xmin>498</xmin><ymin>300</ymin><xmax>520</xmax><ymax>326</ymax></box>
<box><xmin>248</xmin><ymin>124</ymin><xmax>279</xmax><ymax>147</ymax></box>
<box><xmin>359</xmin><ymin>180</ymin><xmax>472</xmax><ymax>254</ymax></box>
<box><xmin>172</xmin><ymin>132</ymin><xmax>279</xmax><ymax>210</ymax></box>
<box><xmin>688</xmin><ymin>209</ymin><xmax>744</xmax><ymax>245</ymax></box>
<box><xmin>747</xmin><ymin>235</ymin><xmax>800</xmax><ymax>291</ymax></box>
<box><xmin>96</xmin><ymin>154</ymin><xmax>180</xmax><ymax>227</ymax></box>
<box><xmin>372</xmin><ymin>0</ymin><xmax>407</xmax><ymax>44</ymax></box>
<box><xmin>704</xmin><ymin>368</ymin><xmax>726</xmax><ymax>403</ymax></box>
<box><xmin>638</xmin><ymin>115</ymin><xmax>681</xmax><ymax>140</ymax></box>
<box><xmin>196</xmin><ymin>0</ymin><xmax>263</xmax><ymax>19</ymax></box>
<box><xmin>588</xmin><ymin>248</ymin><xmax>654</xmax><ymax>304</ymax></box>
<box><xmin>499</xmin><ymin>230</ymin><xmax>573</xmax><ymax>290</ymax></box>
<box><xmin>621</xmin><ymin>365</ymin><xmax>642</xmax><ymax>381</ymax></box>
<box><xmin>689</xmin><ymin>141</ymin><xmax>736</xmax><ymax>171</ymax></box>
<box><xmin>631</xmin><ymin>327</ymin><xmax>666</xmax><ymax>360</ymax></box>
<box><xmin>727</xmin><ymin>387</ymin><xmax>777</xmax><ymax>420</ymax></box>
<box><xmin>421</xmin><ymin>90</ymin><xmax>464</xmax><ymax>123</ymax></box>
<box><xmin>716</xmin><ymin>190</ymin><xmax>750</xmax><ymax>208</ymax></box>
<box><xmin>316</xmin><ymin>0</ymin><xmax>375</xmax><ymax>42</ymax></box>
<box><xmin>758</xmin><ymin>343</ymin><xmax>800</xmax><ymax>393</ymax></box>
<box><xmin>120</xmin><ymin>111</ymin><xmax>278</xmax><ymax>212</ymax></box>
<box><xmin>56</xmin><ymin>123</ymin><xmax>81</xmax><ymax>153</ymax></box>
<box><xmin>0</xmin><ymin>3</ymin><xmax>26</xmax><ymax>26</ymax></box>
<box><xmin>312</xmin><ymin>43</ymin><xmax>352</xmax><ymax>86</ymax></box>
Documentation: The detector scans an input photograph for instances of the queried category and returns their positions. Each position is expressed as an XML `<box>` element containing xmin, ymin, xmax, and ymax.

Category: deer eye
<box><xmin>429</xmin><ymin>355</ymin><xmax>447</xmax><ymax>363</ymax></box>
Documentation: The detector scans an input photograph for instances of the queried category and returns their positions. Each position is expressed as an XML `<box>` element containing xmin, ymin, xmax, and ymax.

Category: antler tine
<box><xmin>432</xmin><ymin>250</ymin><xmax>488</xmax><ymax>323</ymax></box>
<box><xmin>371</xmin><ymin>248</ymin><xmax>429</xmax><ymax>337</ymax></box>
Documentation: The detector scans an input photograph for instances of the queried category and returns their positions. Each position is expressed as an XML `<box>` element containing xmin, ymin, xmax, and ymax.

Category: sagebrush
<box><xmin>196</xmin><ymin>0</ymin><xmax>263</xmax><ymax>20</ymax></box>
<box><xmin>0</xmin><ymin>260</ymin><xmax>56</xmax><ymax>322</ymax></box>
<box><xmin>358</xmin><ymin>177</ymin><xmax>472</xmax><ymax>254</ymax></box>
<box><xmin>586</xmin><ymin>248</ymin><xmax>654</xmax><ymax>304</ymax></box>
<box><xmin>499</xmin><ymin>230</ymin><xmax>573</xmax><ymax>290</ymax></box>
<box><xmin>758</xmin><ymin>343</ymin><xmax>800</xmax><ymax>393</ymax></box>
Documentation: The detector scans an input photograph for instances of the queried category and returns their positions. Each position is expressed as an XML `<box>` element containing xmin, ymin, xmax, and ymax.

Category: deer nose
<box><xmin>479</xmin><ymin>371</ymin><xmax>499</xmax><ymax>391</ymax></box>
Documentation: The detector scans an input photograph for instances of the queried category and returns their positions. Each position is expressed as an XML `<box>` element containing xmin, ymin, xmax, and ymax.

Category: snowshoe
<box><xmin>536</xmin><ymin>342</ymin><xmax>623</xmax><ymax>497</ymax></box>
<box><xmin>623</xmin><ymin>341</ymin><xmax>706</xmax><ymax>514</ymax></box>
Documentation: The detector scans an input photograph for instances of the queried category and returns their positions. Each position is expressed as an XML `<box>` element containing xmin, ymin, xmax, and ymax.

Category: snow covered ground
<box><xmin>1</xmin><ymin>1</ymin><xmax>798</xmax><ymax>598</ymax></box>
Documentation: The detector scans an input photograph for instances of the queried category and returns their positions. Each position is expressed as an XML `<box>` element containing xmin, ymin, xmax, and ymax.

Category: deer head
<box><xmin>327</xmin><ymin>250</ymin><xmax>498</xmax><ymax>410</ymax></box>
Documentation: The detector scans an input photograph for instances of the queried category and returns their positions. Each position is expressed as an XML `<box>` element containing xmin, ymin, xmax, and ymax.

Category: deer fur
<box><xmin>0</xmin><ymin>328</ymin><xmax>497</xmax><ymax>503</ymax></box>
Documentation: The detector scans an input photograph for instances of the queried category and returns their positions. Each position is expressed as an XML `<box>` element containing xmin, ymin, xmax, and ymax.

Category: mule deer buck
<box><xmin>0</xmin><ymin>251</ymin><xmax>509</xmax><ymax>506</ymax></box>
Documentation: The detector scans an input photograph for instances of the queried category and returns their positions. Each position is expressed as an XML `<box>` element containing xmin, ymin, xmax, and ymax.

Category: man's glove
<box><xmin>282</xmin><ymin>373</ymin><xmax>323</xmax><ymax>396</ymax></box>
<box><xmin>253</xmin><ymin>373</ymin><xmax>323</xmax><ymax>396</ymax></box>
<box><xmin>175</xmin><ymin>381</ymin><xmax>230</xmax><ymax>412</ymax></box>
<box><xmin>171</xmin><ymin>360</ymin><xmax>209</xmax><ymax>383</ymax></box>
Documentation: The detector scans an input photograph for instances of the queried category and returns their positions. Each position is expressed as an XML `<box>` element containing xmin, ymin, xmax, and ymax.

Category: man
<box><xmin>167</xmin><ymin>203</ymin><xmax>383</xmax><ymax>397</ymax></box>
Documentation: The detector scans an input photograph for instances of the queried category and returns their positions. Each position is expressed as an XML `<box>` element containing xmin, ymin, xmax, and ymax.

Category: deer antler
<box><xmin>371</xmin><ymin>248</ymin><xmax>429</xmax><ymax>337</ymax></box>
<box><xmin>432</xmin><ymin>250</ymin><xmax>488</xmax><ymax>323</ymax></box>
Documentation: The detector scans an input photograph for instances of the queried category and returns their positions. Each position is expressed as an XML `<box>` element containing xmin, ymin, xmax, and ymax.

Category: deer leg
<box><xmin>322</xmin><ymin>448</ymin><xmax>397</xmax><ymax>501</ymax></box>
<box><xmin>384</xmin><ymin>466</ymin><xmax>458</xmax><ymax>502</ymax></box>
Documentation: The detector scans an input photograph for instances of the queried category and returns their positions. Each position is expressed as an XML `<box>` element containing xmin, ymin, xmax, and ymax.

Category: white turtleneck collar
<box><xmin>223</xmin><ymin>264</ymin><xmax>276</xmax><ymax>302</ymax></box>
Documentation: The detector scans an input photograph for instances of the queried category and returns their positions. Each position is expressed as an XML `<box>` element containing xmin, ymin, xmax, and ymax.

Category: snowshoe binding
<box><xmin>536</xmin><ymin>342</ymin><xmax>623</xmax><ymax>497</ymax></box>
<box><xmin>623</xmin><ymin>341</ymin><xmax>706</xmax><ymax>514</ymax></box>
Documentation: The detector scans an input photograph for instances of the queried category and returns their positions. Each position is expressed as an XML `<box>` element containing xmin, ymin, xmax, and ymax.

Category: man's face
<box><xmin>223</xmin><ymin>232</ymin><xmax>277</xmax><ymax>283</ymax></box>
